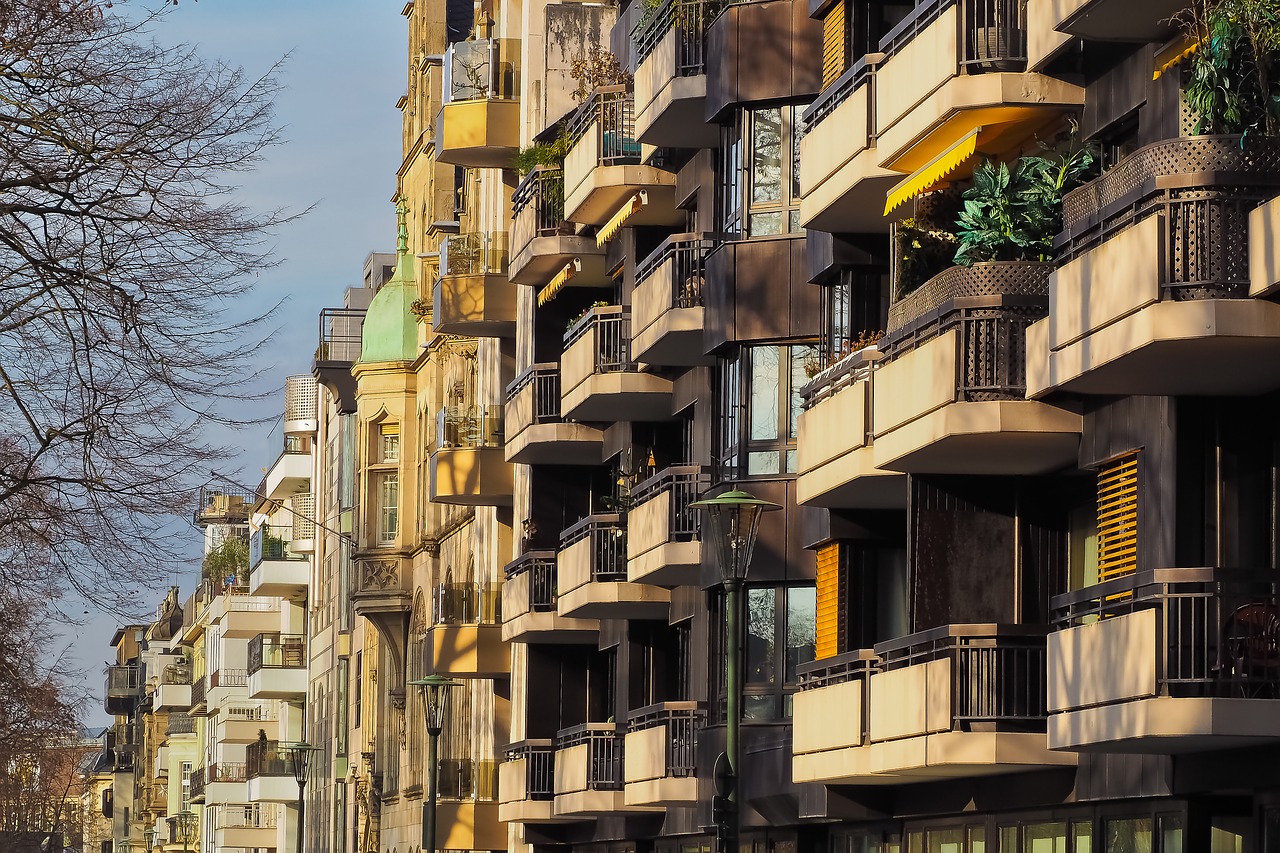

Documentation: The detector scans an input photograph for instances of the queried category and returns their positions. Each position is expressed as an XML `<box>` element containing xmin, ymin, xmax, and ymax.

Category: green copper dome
<box><xmin>359</xmin><ymin>206</ymin><xmax>419</xmax><ymax>364</ymax></box>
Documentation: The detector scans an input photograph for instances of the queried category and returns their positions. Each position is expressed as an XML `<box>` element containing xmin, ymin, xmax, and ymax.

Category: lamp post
<box><xmin>174</xmin><ymin>809</ymin><xmax>197</xmax><ymax>853</ymax></box>
<box><xmin>280</xmin><ymin>741</ymin><xmax>316</xmax><ymax>853</ymax></box>
<box><xmin>410</xmin><ymin>674</ymin><xmax>461</xmax><ymax>853</ymax></box>
<box><xmin>144</xmin><ymin>827</ymin><xmax>157</xmax><ymax>853</ymax></box>
<box><xmin>690</xmin><ymin>489</ymin><xmax>781</xmax><ymax>853</ymax></box>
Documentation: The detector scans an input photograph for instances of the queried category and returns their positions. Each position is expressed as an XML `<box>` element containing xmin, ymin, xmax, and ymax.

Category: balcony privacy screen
<box><xmin>1097</xmin><ymin>451</ymin><xmax>1139</xmax><ymax>583</ymax></box>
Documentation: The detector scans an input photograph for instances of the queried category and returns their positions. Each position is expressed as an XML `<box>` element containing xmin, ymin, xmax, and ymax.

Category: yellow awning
<box><xmin>596</xmin><ymin>191</ymin><xmax>648</xmax><ymax>247</ymax></box>
<box><xmin>884</xmin><ymin>128</ymin><xmax>979</xmax><ymax>215</ymax></box>
<box><xmin>537</xmin><ymin>258</ymin><xmax>581</xmax><ymax>306</ymax></box>
<box><xmin>1153</xmin><ymin>35</ymin><xmax>1200</xmax><ymax>80</ymax></box>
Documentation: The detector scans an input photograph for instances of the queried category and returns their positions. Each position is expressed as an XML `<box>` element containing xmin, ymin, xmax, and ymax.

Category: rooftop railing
<box><xmin>316</xmin><ymin>308</ymin><xmax>366</xmax><ymax>364</ymax></box>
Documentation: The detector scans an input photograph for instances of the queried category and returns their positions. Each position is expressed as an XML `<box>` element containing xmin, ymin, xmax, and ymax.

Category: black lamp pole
<box><xmin>282</xmin><ymin>742</ymin><xmax>315</xmax><ymax>853</ymax></box>
<box><xmin>690</xmin><ymin>489</ymin><xmax>781</xmax><ymax>853</ymax></box>
<box><xmin>411</xmin><ymin>674</ymin><xmax>461</xmax><ymax>853</ymax></box>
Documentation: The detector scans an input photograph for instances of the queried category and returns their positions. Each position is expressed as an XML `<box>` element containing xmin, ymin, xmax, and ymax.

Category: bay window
<box><xmin>720</xmin><ymin>106</ymin><xmax>805</xmax><ymax>238</ymax></box>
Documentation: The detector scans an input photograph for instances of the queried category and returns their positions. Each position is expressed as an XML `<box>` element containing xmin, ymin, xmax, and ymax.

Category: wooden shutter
<box><xmin>816</xmin><ymin>542</ymin><xmax>841</xmax><ymax>659</ymax></box>
<box><xmin>1096</xmin><ymin>451</ymin><xmax>1139</xmax><ymax>582</ymax></box>
<box><xmin>822</xmin><ymin>1</ymin><xmax>848</xmax><ymax>89</ymax></box>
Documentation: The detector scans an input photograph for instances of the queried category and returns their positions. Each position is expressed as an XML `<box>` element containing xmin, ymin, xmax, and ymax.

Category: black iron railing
<box><xmin>504</xmin><ymin>551</ymin><xmax>558</xmax><ymax>612</ymax></box>
<box><xmin>247</xmin><ymin>633</ymin><xmax>306</xmax><ymax>675</ymax></box>
<box><xmin>627</xmin><ymin>702</ymin><xmax>702</xmax><ymax>777</ymax></box>
<box><xmin>560</xmin><ymin>514</ymin><xmax>627</xmax><ymax>582</ymax></box>
<box><xmin>566</xmin><ymin>86</ymin><xmax>640</xmax><ymax>166</ymax></box>
<box><xmin>555</xmin><ymin>723</ymin><xmax>623</xmax><ymax>790</ymax></box>
<box><xmin>875</xmin><ymin>625</ymin><xmax>1049</xmax><ymax>729</ymax></box>
<box><xmin>190</xmin><ymin>676</ymin><xmax>207</xmax><ymax>709</ymax></box>
<box><xmin>507</xmin><ymin>363</ymin><xmax>563</xmax><ymax>427</ymax></box>
<box><xmin>505</xmin><ymin>740</ymin><xmax>555</xmax><ymax>800</ymax></box>
<box><xmin>801</xmin><ymin>55</ymin><xmax>878</xmax><ymax>134</ymax></box>
<box><xmin>512</xmin><ymin>167</ymin><xmax>566</xmax><ymax>239</ymax></box>
<box><xmin>635</xmin><ymin>234</ymin><xmax>713</xmax><ymax>309</ymax></box>
<box><xmin>246</xmin><ymin>740</ymin><xmax>293</xmax><ymax>778</ymax></box>
<box><xmin>564</xmin><ymin>306</ymin><xmax>635</xmax><ymax>373</ymax></box>
<box><xmin>316</xmin><ymin>308</ymin><xmax>366</xmax><ymax>363</ymax></box>
<box><xmin>436</xmin><ymin>405</ymin><xmax>504</xmax><ymax>450</ymax></box>
<box><xmin>1052</xmin><ymin>567</ymin><xmax>1280</xmax><ymax>698</ymax></box>
<box><xmin>633</xmin><ymin>466</ymin><xmax>707</xmax><ymax>542</ymax></box>
<box><xmin>193</xmin><ymin>485</ymin><xmax>253</xmax><ymax>525</ymax></box>
<box><xmin>634</xmin><ymin>0</ymin><xmax>719</xmax><ymax>74</ymax></box>
<box><xmin>878</xmin><ymin>0</ymin><xmax>1026</xmax><ymax>70</ymax></box>
<box><xmin>1058</xmin><ymin>136</ymin><xmax>1280</xmax><ymax>300</ymax></box>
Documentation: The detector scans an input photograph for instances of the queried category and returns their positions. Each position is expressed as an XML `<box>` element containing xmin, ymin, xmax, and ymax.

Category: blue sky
<box><xmin>68</xmin><ymin>0</ymin><xmax>406</xmax><ymax>726</ymax></box>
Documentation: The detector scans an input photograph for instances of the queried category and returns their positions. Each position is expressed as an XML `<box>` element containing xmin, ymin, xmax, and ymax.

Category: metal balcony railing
<box><xmin>247</xmin><ymin>633</ymin><xmax>306</xmax><ymax>675</ymax></box>
<box><xmin>193</xmin><ymin>485</ymin><xmax>253</xmax><ymax>525</ymax></box>
<box><xmin>560</xmin><ymin>514</ymin><xmax>627</xmax><ymax>583</ymax></box>
<box><xmin>190</xmin><ymin>676</ymin><xmax>207</xmax><ymax>709</ymax></box>
<box><xmin>250</xmin><ymin>523</ymin><xmax>306</xmax><ymax>568</ymax></box>
<box><xmin>512</xmin><ymin>168</ymin><xmax>567</xmax><ymax>239</ymax></box>
<box><xmin>444</xmin><ymin>38</ymin><xmax>519</xmax><ymax>102</ymax></box>
<box><xmin>216</xmin><ymin>803</ymin><xmax>279</xmax><ymax>829</ymax></box>
<box><xmin>316</xmin><ymin>308</ymin><xmax>366</xmax><ymax>364</ymax></box>
<box><xmin>563</xmin><ymin>306</ymin><xmax>636</xmax><ymax>373</ymax></box>
<box><xmin>555</xmin><ymin>723</ymin><xmax>623</xmax><ymax>790</ymax></box>
<box><xmin>246</xmin><ymin>740</ymin><xmax>293</xmax><ymax>779</ymax></box>
<box><xmin>878</xmin><ymin>0</ymin><xmax>1026</xmax><ymax>70</ymax></box>
<box><xmin>633</xmin><ymin>466</ymin><xmax>707</xmax><ymax>543</ymax></box>
<box><xmin>627</xmin><ymin>702</ymin><xmax>702</xmax><ymax>777</ymax></box>
<box><xmin>507</xmin><ymin>364</ymin><xmax>562</xmax><ymax>425</ymax></box>
<box><xmin>166</xmin><ymin>713</ymin><xmax>196</xmax><ymax>736</ymax></box>
<box><xmin>283</xmin><ymin>374</ymin><xmax>318</xmax><ymax>425</ymax></box>
<box><xmin>504</xmin><ymin>551</ymin><xmax>558</xmax><ymax>612</ymax></box>
<box><xmin>505</xmin><ymin>740</ymin><xmax>555</xmax><ymax>800</ymax></box>
<box><xmin>1052</xmin><ymin>568</ymin><xmax>1280</xmax><ymax>699</ymax></box>
<box><xmin>210</xmin><ymin>668</ymin><xmax>248</xmax><ymax>688</ymax></box>
<box><xmin>440</xmin><ymin>231</ymin><xmax>509</xmax><ymax>277</ymax></box>
<box><xmin>160</xmin><ymin>661</ymin><xmax>192</xmax><ymax>685</ymax></box>
<box><xmin>104</xmin><ymin>665</ymin><xmax>142</xmax><ymax>696</ymax></box>
<box><xmin>633</xmin><ymin>0</ymin><xmax>718</xmax><ymax>75</ymax></box>
<box><xmin>635</xmin><ymin>233</ymin><xmax>713</xmax><ymax>309</ymax></box>
<box><xmin>566</xmin><ymin>86</ymin><xmax>640</xmax><ymax>167</ymax></box>
<box><xmin>435</xmin><ymin>582</ymin><xmax>502</xmax><ymax>625</ymax></box>
<box><xmin>435</xmin><ymin>405</ymin><xmax>504</xmax><ymax>450</ymax></box>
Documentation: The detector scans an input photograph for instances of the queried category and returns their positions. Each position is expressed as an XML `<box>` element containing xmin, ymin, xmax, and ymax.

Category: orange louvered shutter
<box><xmin>822</xmin><ymin>2</ymin><xmax>847</xmax><ymax>89</ymax></box>
<box><xmin>816</xmin><ymin>542</ymin><xmax>841</xmax><ymax>659</ymax></box>
<box><xmin>1097</xmin><ymin>451</ymin><xmax>1139</xmax><ymax>582</ymax></box>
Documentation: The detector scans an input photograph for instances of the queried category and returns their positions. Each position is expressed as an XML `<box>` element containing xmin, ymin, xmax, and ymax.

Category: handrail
<box><xmin>801</xmin><ymin>54</ymin><xmax>878</xmax><ymax>131</ymax></box>
<box><xmin>560</xmin><ymin>513</ymin><xmax>625</xmax><ymax>547</ymax></box>
<box><xmin>796</xmin><ymin>648</ymin><xmax>880</xmax><ymax>689</ymax></box>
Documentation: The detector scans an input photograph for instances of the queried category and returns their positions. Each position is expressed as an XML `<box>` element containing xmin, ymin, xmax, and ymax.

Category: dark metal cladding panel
<box><xmin>1075</xmin><ymin>752</ymin><xmax>1173</xmax><ymax>801</ymax></box>
<box><xmin>705</xmin><ymin>0</ymin><xmax>822</xmax><ymax>120</ymax></box>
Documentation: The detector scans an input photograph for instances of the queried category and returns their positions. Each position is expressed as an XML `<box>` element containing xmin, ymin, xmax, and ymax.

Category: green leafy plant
<box><xmin>894</xmin><ymin>218</ymin><xmax>958</xmax><ymax>299</ymax></box>
<box><xmin>953</xmin><ymin>144</ymin><xmax>1096</xmax><ymax>267</ymax></box>
<box><xmin>202</xmin><ymin>536</ymin><xmax>248</xmax><ymax>585</ymax></box>
<box><xmin>1180</xmin><ymin>0</ymin><xmax>1280</xmax><ymax>137</ymax></box>
<box><xmin>567</xmin><ymin>300</ymin><xmax>610</xmax><ymax>331</ymax></box>
<box><xmin>514</xmin><ymin>130</ymin><xmax>571</xmax><ymax>175</ymax></box>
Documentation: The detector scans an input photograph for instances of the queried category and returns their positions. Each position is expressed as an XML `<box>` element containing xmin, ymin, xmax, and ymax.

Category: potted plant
<box><xmin>202</xmin><ymin>536</ymin><xmax>248</xmax><ymax>586</ymax></box>
<box><xmin>1180</xmin><ymin>0</ymin><xmax>1280</xmax><ymax>138</ymax></box>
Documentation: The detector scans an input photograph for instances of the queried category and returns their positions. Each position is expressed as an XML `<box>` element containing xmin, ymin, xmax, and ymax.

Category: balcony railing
<box><xmin>878</xmin><ymin>0</ymin><xmax>1026</xmax><ymax>70</ymax></box>
<box><xmin>210</xmin><ymin>668</ymin><xmax>249</xmax><ymax>688</ymax></box>
<box><xmin>801</xmin><ymin>54</ymin><xmax>878</xmax><ymax>135</ymax></box>
<box><xmin>160</xmin><ymin>662</ymin><xmax>192</xmax><ymax>685</ymax></box>
<box><xmin>193</xmin><ymin>761</ymin><xmax>247</xmax><ymax>797</ymax></box>
<box><xmin>190</xmin><ymin>676</ymin><xmax>207</xmax><ymax>708</ymax></box>
<box><xmin>250</xmin><ymin>524</ymin><xmax>306</xmax><ymax>567</ymax></box>
<box><xmin>882</xmin><ymin>261</ymin><xmax>1051</xmax><ymax>402</ymax></box>
<box><xmin>633</xmin><ymin>465</ymin><xmax>704</xmax><ymax>542</ymax></box>
<box><xmin>635</xmin><ymin>233</ymin><xmax>713</xmax><ymax>309</ymax></box>
<box><xmin>1052</xmin><ymin>568</ymin><xmax>1280</xmax><ymax>699</ymax></box>
<box><xmin>556</xmin><ymin>723</ymin><xmax>623</xmax><ymax>790</ymax></box>
<box><xmin>247</xmin><ymin>633</ymin><xmax>306</xmax><ymax>675</ymax></box>
<box><xmin>564</xmin><ymin>306</ymin><xmax>636</xmax><ymax>373</ymax></box>
<box><xmin>246</xmin><ymin>740</ymin><xmax>293</xmax><ymax>778</ymax></box>
<box><xmin>216</xmin><ymin>803</ymin><xmax>279</xmax><ymax>829</ymax></box>
<box><xmin>506</xmin><ymin>364</ymin><xmax>561</xmax><ymax>424</ymax></box>
<box><xmin>505</xmin><ymin>739</ymin><xmax>555</xmax><ymax>800</ymax></box>
<box><xmin>105</xmin><ymin>665</ymin><xmax>142</xmax><ymax>695</ymax></box>
<box><xmin>1059</xmin><ymin>135</ymin><xmax>1280</xmax><ymax>299</ymax></box>
<box><xmin>560</xmin><ymin>514</ymin><xmax>627</xmax><ymax>583</ymax></box>
<box><xmin>316</xmin><ymin>307</ymin><xmax>366</xmax><ymax>364</ymax></box>
<box><xmin>166</xmin><ymin>713</ymin><xmax>196</xmax><ymax>736</ymax></box>
<box><xmin>512</xmin><ymin>168</ymin><xmax>567</xmax><ymax>239</ymax></box>
<box><xmin>444</xmin><ymin>38</ymin><xmax>518</xmax><ymax>102</ymax></box>
<box><xmin>435</xmin><ymin>405</ymin><xmax>504</xmax><ymax>450</ymax></box>
<box><xmin>225</xmin><ymin>701</ymin><xmax>280</xmax><ymax>723</ymax></box>
<box><xmin>291</xmin><ymin>493</ymin><xmax>316</xmax><ymax>541</ymax></box>
<box><xmin>435</xmin><ymin>582</ymin><xmax>502</xmax><ymax>625</ymax></box>
<box><xmin>440</xmin><ymin>231</ymin><xmax>509</xmax><ymax>277</ymax></box>
<box><xmin>437</xmin><ymin>758</ymin><xmax>501</xmax><ymax>801</ymax></box>
<box><xmin>193</xmin><ymin>485</ymin><xmax>253</xmax><ymax>525</ymax></box>
<box><xmin>566</xmin><ymin>86</ymin><xmax>640</xmax><ymax>167</ymax></box>
<box><xmin>875</xmin><ymin>625</ymin><xmax>1049</xmax><ymax>729</ymax></box>
<box><xmin>627</xmin><ymin>702</ymin><xmax>701</xmax><ymax>777</ymax></box>
<box><xmin>633</xmin><ymin>0</ymin><xmax>718</xmax><ymax>75</ymax></box>
<box><xmin>798</xmin><ymin>344</ymin><xmax>882</xmax><ymax>410</ymax></box>
<box><xmin>504</xmin><ymin>551</ymin><xmax>558</xmax><ymax>612</ymax></box>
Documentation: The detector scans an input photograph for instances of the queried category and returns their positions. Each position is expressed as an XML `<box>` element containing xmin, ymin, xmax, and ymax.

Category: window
<box><xmin>375</xmin><ymin>472</ymin><xmax>399</xmax><ymax>545</ymax></box>
<box><xmin>717</xmin><ymin>344</ymin><xmax>815</xmax><ymax>479</ymax></box>
<box><xmin>731</xmin><ymin>585</ymin><xmax>816</xmax><ymax>719</ymax></box>
<box><xmin>353</xmin><ymin>651</ymin><xmax>362</xmax><ymax>729</ymax></box>
<box><xmin>822</xmin><ymin>268</ymin><xmax>889</xmax><ymax>363</ymax></box>
<box><xmin>180</xmin><ymin>761</ymin><xmax>192</xmax><ymax>810</ymax></box>
<box><xmin>378</xmin><ymin>424</ymin><xmax>400</xmax><ymax>462</ymax></box>
<box><xmin>719</xmin><ymin>106</ymin><xmax>805</xmax><ymax>237</ymax></box>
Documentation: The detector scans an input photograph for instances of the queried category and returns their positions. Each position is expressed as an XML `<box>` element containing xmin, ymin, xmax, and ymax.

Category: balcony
<box><xmin>166</xmin><ymin>712</ymin><xmax>197</xmax><ymax>737</ymax></box>
<box><xmin>1048</xmin><ymin>568</ymin><xmax>1280</xmax><ymax>753</ymax></box>
<box><xmin>499</xmin><ymin>740</ymin><xmax>567</xmax><ymax>824</ymax></box>
<box><xmin>558</xmin><ymin>514</ymin><xmax>669</xmax><ymax>619</ymax></box>
<box><xmin>154</xmin><ymin>663</ymin><xmax>193</xmax><ymax>712</ymax></box>
<box><xmin>432</xmin><ymin>761</ymin><xmax>506</xmax><ymax>850</ymax></box>
<box><xmin>432</xmin><ymin>232</ymin><xmax>516</xmax><ymax>337</ymax></box>
<box><xmin>505</xmin><ymin>365</ymin><xmax>604</xmax><ymax>465</ymax></box>
<box><xmin>430</xmin><ymin>405</ymin><xmax>513</xmax><ymax>506</ymax></box>
<box><xmin>562</xmin><ymin>86</ymin><xmax>678</xmax><ymax>227</ymax></box>
<box><xmin>793</xmin><ymin>627</ymin><xmax>1073</xmax><ymax>785</ymax></box>
<box><xmin>283</xmin><ymin>374</ymin><xmax>318</xmax><ymax>434</ymax></box>
<box><xmin>631</xmin><ymin>234</ymin><xmax>714</xmax><ymax>366</ymax></box>
<box><xmin>190</xmin><ymin>675</ymin><xmax>208</xmax><ymax>716</ymax></box>
<box><xmin>626</xmin><ymin>466</ymin><xmax>707</xmax><ymax>587</ymax></box>
<box><xmin>260</xmin><ymin>446</ymin><xmax>310</xmax><ymax>503</ymax></box>
<box><xmin>562</xmin><ymin>306</ymin><xmax>673</xmax><ymax>422</ymax></box>
<box><xmin>429</xmin><ymin>583</ymin><xmax>509</xmax><ymax>677</ymax></box>
<box><xmin>217</xmin><ymin>702</ymin><xmax>280</xmax><ymax>743</ymax></box>
<box><xmin>553</xmin><ymin>723</ymin><xmax>632</xmax><ymax>816</ymax></box>
<box><xmin>103</xmin><ymin>665</ymin><xmax>142</xmax><ymax>715</ymax></box>
<box><xmin>246</xmin><ymin>740</ymin><xmax>299</xmax><ymax>803</ymax></box>
<box><xmin>1030</xmin><ymin>136</ymin><xmax>1280</xmax><ymax>398</ymax></box>
<box><xmin>437</xmin><ymin>38</ymin><xmax>520</xmax><ymax>168</ymax></box>
<box><xmin>214</xmin><ymin>803</ymin><xmax>279</xmax><ymax>850</ymax></box>
<box><xmin>1047</xmin><ymin>0</ymin><xmax>1184</xmax><ymax>42</ymax></box>
<box><xmin>509</xmin><ymin>168</ymin><xmax>608</xmax><ymax>288</ymax></box>
<box><xmin>289</xmin><ymin>491</ymin><xmax>315</xmax><ymax>553</ymax></box>
<box><xmin>632</xmin><ymin>0</ymin><xmax>718</xmax><ymax>148</ymax></box>
<box><xmin>247</xmin><ymin>633</ymin><xmax>307</xmax><ymax>700</ymax></box>
<box><xmin>210</xmin><ymin>591</ymin><xmax>279</xmax><ymax>639</ymax></box>
<box><xmin>796</xmin><ymin>346</ymin><xmax>905</xmax><ymax>509</ymax></box>
<box><xmin>249</xmin><ymin>524</ymin><xmax>309</xmax><ymax>598</ymax></box>
<box><xmin>623</xmin><ymin>702</ymin><xmax>701</xmax><ymax>806</ymax></box>
<box><xmin>314</xmin><ymin>307</ymin><xmax>365</xmax><ymax>414</ymax></box>
<box><xmin>207</xmin><ymin>668</ymin><xmax>250</xmax><ymax>713</ymax></box>
<box><xmin>502</xmin><ymin>551</ymin><xmax>598</xmax><ymax>644</ymax></box>
<box><xmin>871</xmin><ymin>262</ymin><xmax>1080</xmax><ymax>475</ymax></box>
<box><xmin>191</xmin><ymin>762</ymin><xmax>247</xmax><ymax>804</ymax></box>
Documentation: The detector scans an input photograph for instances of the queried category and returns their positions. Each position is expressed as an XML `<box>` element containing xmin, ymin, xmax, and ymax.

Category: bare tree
<box><xmin>0</xmin><ymin>0</ymin><xmax>291</xmax><ymax>614</ymax></box>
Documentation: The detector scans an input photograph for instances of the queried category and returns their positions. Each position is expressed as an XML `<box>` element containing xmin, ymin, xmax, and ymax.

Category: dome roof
<box><xmin>359</xmin><ymin>210</ymin><xmax>419</xmax><ymax>364</ymax></box>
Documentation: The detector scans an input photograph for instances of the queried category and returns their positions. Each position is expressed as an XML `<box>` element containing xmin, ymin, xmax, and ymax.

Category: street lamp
<box><xmin>690</xmin><ymin>489</ymin><xmax>781</xmax><ymax>853</ymax></box>
<box><xmin>174</xmin><ymin>810</ymin><xmax>197</xmax><ymax>853</ymax></box>
<box><xmin>410</xmin><ymin>674</ymin><xmax>461</xmax><ymax>853</ymax></box>
<box><xmin>280</xmin><ymin>741</ymin><xmax>317</xmax><ymax>853</ymax></box>
<box><xmin>143</xmin><ymin>827</ymin><xmax>157</xmax><ymax>853</ymax></box>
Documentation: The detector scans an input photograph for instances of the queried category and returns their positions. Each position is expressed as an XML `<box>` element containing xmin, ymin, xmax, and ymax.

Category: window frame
<box><xmin>716</xmin><ymin>343</ymin><xmax>816</xmax><ymax>480</ymax></box>
<box><xmin>719</xmin><ymin>106</ymin><xmax>805</xmax><ymax>238</ymax></box>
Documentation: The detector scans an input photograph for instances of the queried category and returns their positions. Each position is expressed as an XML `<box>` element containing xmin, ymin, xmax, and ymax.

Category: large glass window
<box><xmin>717</xmin><ymin>344</ymin><xmax>815</xmax><ymax>479</ymax></box>
<box><xmin>741</xmin><ymin>585</ymin><xmax>816</xmax><ymax>719</ymax></box>
<box><xmin>375</xmin><ymin>472</ymin><xmax>399</xmax><ymax>545</ymax></box>
<box><xmin>719</xmin><ymin>106</ymin><xmax>805</xmax><ymax>237</ymax></box>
